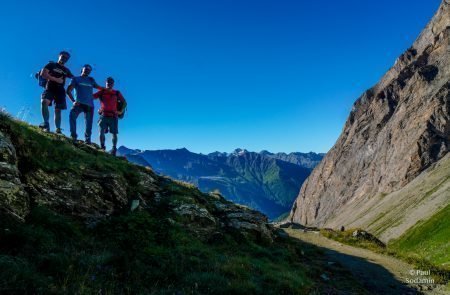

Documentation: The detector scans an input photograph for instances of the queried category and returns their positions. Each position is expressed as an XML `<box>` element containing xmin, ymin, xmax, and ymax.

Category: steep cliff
<box><xmin>290</xmin><ymin>0</ymin><xmax>450</xmax><ymax>229</ymax></box>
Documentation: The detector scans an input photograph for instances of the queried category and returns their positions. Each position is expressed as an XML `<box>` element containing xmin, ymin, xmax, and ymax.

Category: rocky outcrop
<box><xmin>290</xmin><ymin>1</ymin><xmax>450</xmax><ymax>227</ymax></box>
<box><xmin>169</xmin><ymin>191</ymin><xmax>273</xmax><ymax>241</ymax></box>
<box><xmin>210</xmin><ymin>194</ymin><xmax>273</xmax><ymax>241</ymax></box>
<box><xmin>0</xmin><ymin>113</ymin><xmax>274</xmax><ymax>242</ymax></box>
<box><xmin>24</xmin><ymin>169</ymin><xmax>132</xmax><ymax>220</ymax></box>
<box><xmin>0</xmin><ymin>131</ymin><xmax>29</xmax><ymax>220</ymax></box>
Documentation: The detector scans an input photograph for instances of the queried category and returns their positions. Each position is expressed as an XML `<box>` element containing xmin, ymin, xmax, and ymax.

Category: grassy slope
<box><xmin>320</xmin><ymin>229</ymin><xmax>386</xmax><ymax>253</ymax></box>
<box><xmin>328</xmin><ymin>153</ymin><xmax>450</xmax><ymax>244</ymax></box>
<box><xmin>322</xmin><ymin>151</ymin><xmax>450</xmax><ymax>280</ymax></box>
<box><xmin>0</xmin><ymin>207</ymin><xmax>319</xmax><ymax>294</ymax></box>
<box><xmin>390</xmin><ymin>204</ymin><xmax>450</xmax><ymax>268</ymax></box>
<box><xmin>320</xmin><ymin>227</ymin><xmax>450</xmax><ymax>285</ymax></box>
<box><xmin>0</xmin><ymin>114</ymin><xmax>365</xmax><ymax>294</ymax></box>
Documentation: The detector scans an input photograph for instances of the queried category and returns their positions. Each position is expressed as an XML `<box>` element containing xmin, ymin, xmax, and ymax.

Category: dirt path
<box><xmin>284</xmin><ymin>229</ymin><xmax>446</xmax><ymax>295</ymax></box>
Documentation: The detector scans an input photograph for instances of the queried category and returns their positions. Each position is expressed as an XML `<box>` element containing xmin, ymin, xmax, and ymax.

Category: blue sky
<box><xmin>0</xmin><ymin>0</ymin><xmax>441</xmax><ymax>153</ymax></box>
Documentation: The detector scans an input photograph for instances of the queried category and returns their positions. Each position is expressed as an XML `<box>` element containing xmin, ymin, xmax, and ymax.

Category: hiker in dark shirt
<box><xmin>66</xmin><ymin>64</ymin><xmax>102</xmax><ymax>144</ymax></box>
<box><xmin>39</xmin><ymin>51</ymin><xmax>73</xmax><ymax>133</ymax></box>
<box><xmin>93</xmin><ymin>77</ymin><xmax>127</xmax><ymax>156</ymax></box>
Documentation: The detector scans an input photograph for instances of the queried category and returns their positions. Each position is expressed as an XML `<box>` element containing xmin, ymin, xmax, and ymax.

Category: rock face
<box><xmin>0</xmin><ymin>131</ymin><xmax>29</xmax><ymax>220</ymax></box>
<box><xmin>290</xmin><ymin>1</ymin><xmax>450</xmax><ymax>227</ymax></box>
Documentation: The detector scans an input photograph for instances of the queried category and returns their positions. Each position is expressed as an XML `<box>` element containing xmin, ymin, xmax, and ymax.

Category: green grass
<box><xmin>2</xmin><ymin>113</ymin><xmax>137</xmax><ymax>175</ymax></box>
<box><xmin>0</xmin><ymin>207</ymin><xmax>322</xmax><ymax>294</ymax></box>
<box><xmin>0</xmin><ymin>113</ymin><xmax>145</xmax><ymax>197</ymax></box>
<box><xmin>390</xmin><ymin>204</ymin><xmax>450</xmax><ymax>269</ymax></box>
<box><xmin>0</xmin><ymin>113</ymin><xmax>367</xmax><ymax>294</ymax></box>
<box><xmin>320</xmin><ymin>229</ymin><xmax>386</xmax><ymax>253</ymax></box>
<box><xmin>320</xmin><ymin>227</ymin><xmax>450</xmax><ymax>284</ymax></box>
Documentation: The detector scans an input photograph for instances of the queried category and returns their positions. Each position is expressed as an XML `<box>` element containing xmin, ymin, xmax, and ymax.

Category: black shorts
<box><xmin>98</xmin><ymin>116</ymin><xmax>118</xmax><ymax>134</ymax></box>
<box><xmin>41</xmin><ymin>87</ymin><xmax>67</xmax><ymax>110</ymax></box>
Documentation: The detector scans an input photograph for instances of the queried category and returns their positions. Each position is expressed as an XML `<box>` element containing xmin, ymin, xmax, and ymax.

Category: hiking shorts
<box><xmin>41</xmin><ymin>87</ymin><xmax>67</xmax><ymax>110</ymax></box>
<box><xmin>98</xmin><ymin>116</ymin><xmax>118</xmax><ymax>135</ymax></box>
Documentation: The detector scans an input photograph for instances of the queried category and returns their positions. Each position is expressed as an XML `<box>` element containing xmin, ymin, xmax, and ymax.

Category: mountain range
<box><xmin>118</xmin><ymin>147</ymin><xmax>324</xmax><ymax>219</ymax></box>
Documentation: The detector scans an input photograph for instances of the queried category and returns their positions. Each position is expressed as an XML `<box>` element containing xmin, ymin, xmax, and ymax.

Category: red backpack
<box><xmin>97</xmin><ymin>90</ymin><xmax>127</xmax><ymax>119</ymax></box>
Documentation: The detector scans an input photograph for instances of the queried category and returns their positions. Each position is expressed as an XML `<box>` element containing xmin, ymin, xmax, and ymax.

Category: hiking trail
<box><xmin>284</xmin><ymin>228</ymin><xmax>448</xmax><ymax>295</ymax></box>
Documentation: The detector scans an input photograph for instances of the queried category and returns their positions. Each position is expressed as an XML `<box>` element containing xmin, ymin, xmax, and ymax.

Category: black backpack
<box><xmin>117</xmin><ymin>91</ymin><xmax>127</xmax><ymax>119</ymax></box>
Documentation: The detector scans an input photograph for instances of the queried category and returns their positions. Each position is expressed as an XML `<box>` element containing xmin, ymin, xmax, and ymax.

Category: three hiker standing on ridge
<box><xmin>38</xmin><ymin>51</ymin><xmax>127</xmax><ymax>155</ymax></box>
<box><xmin>39</xmin><ymin>51</ymin><xmax>73</xmax><ymax>133</ymax></box>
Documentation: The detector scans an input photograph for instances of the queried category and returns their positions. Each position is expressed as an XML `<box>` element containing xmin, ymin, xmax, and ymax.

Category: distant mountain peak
<box><xmin>175</xmin><ymin>147</ymin><xmax>190</xmax><ymax>153</ymax></box>
<box><xmin>208</xmin><ymin>151</ymin><xmax>228</xmax><ymax>157</ymax></box>
<box><xmin>260</xmin><ymin>150</ymin><xmax>273</xmax><ymax>156</ymax></box>
<box><xmin>233</xmin><ymin>148</ymin><xmax>248</xmax><ymax>156</ymax></box>
<box><xmin>117</xmin><ymin>146</ymin><xmax>141</xmax><ymax>156</ymax></box>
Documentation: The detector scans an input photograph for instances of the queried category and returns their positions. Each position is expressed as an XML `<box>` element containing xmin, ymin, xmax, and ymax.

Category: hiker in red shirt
<box><xmin>93</xmin><ymin>77</ymin><xmax>127</xmax><ymax>156</ymax></box>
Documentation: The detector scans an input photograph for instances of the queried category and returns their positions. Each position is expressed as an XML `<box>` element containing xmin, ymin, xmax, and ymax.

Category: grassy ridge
<box><xmin>4</xmin><ymin>113</ymin><xmax>138</xmax><ymax>177</ymax></box>
<box><xmin>0</xmin><ymin>114</ymin><xmax>366</xmax><ymax>294</ymax></box>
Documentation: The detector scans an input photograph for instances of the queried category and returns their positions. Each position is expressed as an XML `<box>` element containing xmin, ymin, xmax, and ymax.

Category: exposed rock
<box><xmin>290</xmin><ymin>1</ymin><xmax>450</xmax><ymax>228</ymax></box>
<box><xmin>224</xmin><ymin>209</ymin><xmax>272</xmax><ymax>241</ymax></box>
<box><xmin>0</xmin><ymin>131</ymin><xmax>29</xmax><ymax>220</ymax></box>
<box><xmin>352</xmin><ymin>230</ymin><xmax>367</xmax><ymax>238</ymax></box>
<box><xmin>24</xmin><ymin>169</ymin><xmax>127</xmax><ymax>220</ymax></box>
<box><xmin>173</xmin><ymin>203</ymin><xmax>217</xmax><ymax>226</ymax></box>
<box><xmin>0</xmin><ymin>115</ymin><xmax>276</xmax><ymax>243</ymax></box>
<box><xmin>0</xmin><ymin>131</ymin><xmax>16</xmax><ymax>164</ymax></box>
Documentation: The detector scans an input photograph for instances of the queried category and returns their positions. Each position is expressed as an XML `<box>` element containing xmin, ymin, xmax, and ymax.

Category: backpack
<box><xmin>35</xmin><ymin>70</ymin><xmax>47</xmax><ymax>88</ymax></box>
<box><xmin>97</xmin><ymin>90</ymin><xmax>127</xmax><ymax>119</ymax></box>
<box><xmin>35</xmin><ymin>61</ymin><xmax>54</xmax><ymax>88</ymax></box>
<box><xmin>116</xmin><ymin>91</ymin><xmax>127</xmax><ymax>119</ymax></box>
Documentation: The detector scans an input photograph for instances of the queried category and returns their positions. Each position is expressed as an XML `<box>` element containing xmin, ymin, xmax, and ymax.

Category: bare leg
<box><xmin>41</xmin><ymin>99</ymin><xmax>50</xmax><ymax>129</ymax></box>
<box><xmin>112</xmin><ymin>134</ymin><xmax>118</xmax><ymax>149</ymax></box>
<box><xmin>55</xmin><ymin>109</ymin><xmax>62</xmax><ymax>130</ymax></box>
<box><xmin>100</xmin><ymin>128</ymin><xmax>106</xmax><ymax>149</ymax></box>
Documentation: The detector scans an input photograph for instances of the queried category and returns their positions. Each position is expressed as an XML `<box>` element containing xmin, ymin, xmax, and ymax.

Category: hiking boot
<box><xmin>71</xmin><ymin>136</ymin><xmax>77</xmax><ymax>144</ymax></box>
<box><xmin>100</xmin><ymin>145</ymin><xmax>106</xmax><ymax>151</ymax></box>
<box><xmin>110</xmin><ymin>147</ymin><xmax>117</xmax><ymax>156</ymax></box>
<box><xmin>55</xmin><ymin>128</ymin><xmax>62</xmax><ymax>134</ymax></box>
<box><xmin>85</xmin><ymin>139</ymin><xmax>91</xmax><ymax>145</ymax></box>
<box><xmin>39</xmin><ymin>122</ymin><xmax>50</xmax><ymax>132</ymax></box>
